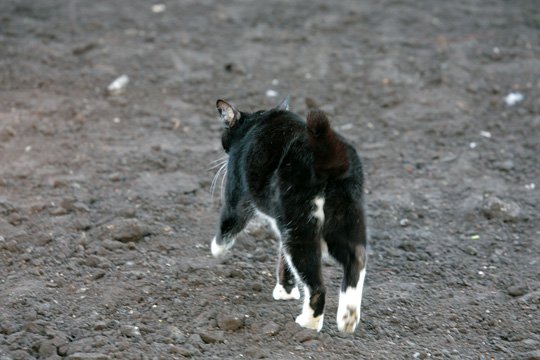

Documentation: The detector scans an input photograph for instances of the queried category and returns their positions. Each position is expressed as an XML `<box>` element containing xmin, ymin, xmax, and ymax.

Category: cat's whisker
<box><xmin>219</xmin><ymin>168</ymin><xmax>227</xmax><ymax>200</ymax></box>
<box><xmin>210</xmin><ymin>156</ymin><xmax>228</xmax><ymax>164</ymax></box>
<box><xmin>208</xmin><ymin>157</ymin><xmax>228</xmax><ymax>170</ymax></box>
<box><xmin>210</xmin><ymin>159</ymin><xmax>227</xmax><ymax>186</ymax></box>
<box><xmin>211</xmin><ymin>162</ymin><xmax>228</xmax><ymax>199</ymax></box>
<box><xmin>209</xmin><ymin>156</ymin><xmax>228</xmax><ymax>165</ymax></box>
<box><xmin>210</xmin><ymin>166</ymin><xmax>221</xmax><ymax>196</ymax></box>
<box><xmin>208</xmin><ymin>162</ymin><xmax>226</xmax><ymax>171</ymax></box>
<box><xmin>210</xmin><ymin>170</ymin><xmax>221</xmax><ymax>197</ymax></box>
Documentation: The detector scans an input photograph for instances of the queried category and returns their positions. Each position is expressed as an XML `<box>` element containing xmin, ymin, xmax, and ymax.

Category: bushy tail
<box><xmin>306</xmin><ymin>110</ymin><xmax>349</xmax><ymax>178</ymax></box>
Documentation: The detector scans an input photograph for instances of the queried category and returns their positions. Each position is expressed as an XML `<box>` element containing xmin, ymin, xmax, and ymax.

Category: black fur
<box><xmin>212</xmin><ymin>99</ymin><xmax>367</xmax><ymax>332</ymax></box>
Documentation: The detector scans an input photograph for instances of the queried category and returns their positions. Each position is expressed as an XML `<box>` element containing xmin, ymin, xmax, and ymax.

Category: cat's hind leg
<box><xmin>285</xmin><ymin>243</ymin><xmax>325</xmax><ymax>331</ymax></box>
<box><xmin>254</xmin><ymin>211</ymin><xmax>300</xmax><ymax>300</ymax></box>
<box><xmin>326</xmin><ymin>206</ymin><xmax>368</xmax><ymax>333</ymax></box>
<box><xmin>281</xmin><ymin>223</ymin><xmax>326</xmax><ymax>331</ymax></box>
<box><xmin>211</xmin><ymin>199</ymin><xmax>253</xmax><ymax>257</ymax></box>
<box><xmin>336</xmin><ymin>255</ymin><xmax>366</xmax><ymax>333</ymax></box>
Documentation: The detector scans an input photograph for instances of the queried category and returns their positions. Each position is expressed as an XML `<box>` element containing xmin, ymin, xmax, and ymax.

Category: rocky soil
<box><xmin>1</xmin><ymin>0</ymin><xmax>539</xmax><ymax>359</ymax></box>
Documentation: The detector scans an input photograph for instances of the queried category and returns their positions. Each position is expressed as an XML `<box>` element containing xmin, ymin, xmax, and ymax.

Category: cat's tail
<box><xmin>306</xmin><ymin>110</ymin><xmax>349</xmax><ymax>178</ymax></box>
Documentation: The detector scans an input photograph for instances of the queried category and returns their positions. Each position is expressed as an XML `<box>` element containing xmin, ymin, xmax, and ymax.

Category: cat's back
<box><xmin>243</xmin><ymin>110</ymin><xmax>307</xmax><ymax>161</ymax></box>
<box><xmin>253</xmin><ymin>110</ymin><xmax>306</xmax><ymax>141</ymax></box>
<box><xmin>241</xmin><ymin>110</ymin><xmax>311</xmax><ymax>199</ymax></box>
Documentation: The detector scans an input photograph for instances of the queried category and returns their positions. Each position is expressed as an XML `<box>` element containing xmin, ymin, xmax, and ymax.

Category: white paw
<box><xmin>211</xmin><ymin>236</ymin><xmax>233</xmax><ymax>258</ymax></box>
<box><xmin>337</xmin><ymin>269</ymin><xmax>366</xmax><ymax>333</ymax></box>
<box><xmin>337</xmin><ymin>304</ymin><xmax>360</xmax><ymax>333</ymax></box>
<box><xmin>295</xmin><ymin>312</ymin><xmax>324</xmax><ymax>332</ymax></box>
<box><xmin>272</xmin><ymin>284</ymin><xmax>300</xmax><ymax>300</ymax></box>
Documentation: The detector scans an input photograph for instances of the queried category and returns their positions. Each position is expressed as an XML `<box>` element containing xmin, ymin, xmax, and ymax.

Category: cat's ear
<box><xmin>216</xmin><ymin>99</ymin><xmax>241</xmax><ymax>128</ymax></box>
<box><xmin>276</xmin><ymin>96</ymin><xmax>290</xmax><ymax>111</ymax></box>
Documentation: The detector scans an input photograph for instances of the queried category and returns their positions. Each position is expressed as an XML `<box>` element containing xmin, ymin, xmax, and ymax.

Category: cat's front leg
<box><xmin>211</xmin><ymin>201</ymin><xmax>253</xmax><ymax>258</ymax></box>
<box><xmin>210</xmin><ymin>235</ymin><xmax>234</xmax><ymax>257</ymax></box>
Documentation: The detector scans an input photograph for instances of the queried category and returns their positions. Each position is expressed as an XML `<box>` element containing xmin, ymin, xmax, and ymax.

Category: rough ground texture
<box><xmin>1</xmin><ymin>0</ymin><xmax>539</xmax><ymax>359</ymax></box>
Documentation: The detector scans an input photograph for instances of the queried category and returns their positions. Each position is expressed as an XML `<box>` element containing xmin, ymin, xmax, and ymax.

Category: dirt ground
<box><xmin>1</xmin><ymin>0</ymin><xmax>539</xmax><ymax>359</ymax></box>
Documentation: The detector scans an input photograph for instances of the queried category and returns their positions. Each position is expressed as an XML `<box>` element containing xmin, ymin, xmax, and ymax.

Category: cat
<box><xmin>210</xmin><ymin>97</ymin><xmax>367</xmax><ymax>333</ymax></box>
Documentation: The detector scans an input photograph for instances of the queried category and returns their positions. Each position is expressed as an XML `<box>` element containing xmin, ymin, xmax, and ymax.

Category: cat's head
<box><xmin>216</xmin><ymin>97</ymin><xmax>289</xmax><ymax>152</ymax></box>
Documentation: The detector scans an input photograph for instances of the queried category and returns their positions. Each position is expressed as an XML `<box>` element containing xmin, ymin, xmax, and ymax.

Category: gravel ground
<box><xmin>1</xmin><ymin>0</ymin><xmax>539</xmax><ymax>359</ymax></box>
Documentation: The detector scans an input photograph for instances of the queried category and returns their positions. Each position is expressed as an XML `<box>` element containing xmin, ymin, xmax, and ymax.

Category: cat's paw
<box><xmin>211</xmin><ymin>236</ymin><xmax>233</xmax><ymax>258</ymax></box>
<box><xmin>272</xmin><ymin>284</ymin><xmax>300</xmax><ymax>300</ymax></box>
<box><xmin>337</xmin><ymin>303</ymin><xmax>360</xmax><ymax>333</ymax></box>
<box><xmin>295</xmin><ymin>312</ymin><xmax>324</xmax><ymax>332</ymax></box>
<box><xmin>336</xmin><ymin>278</ymin><xmax>364</xmax><ymax>333</ymax></box>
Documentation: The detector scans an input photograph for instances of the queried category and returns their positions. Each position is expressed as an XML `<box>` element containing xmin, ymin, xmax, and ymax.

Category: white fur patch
<box><xmin>211</xmin><ymin>236</ymin><xmax>234</xmax><ymax>258</ymax></box>
<box><xmin>282</xmin><ymin>244</ymin><xmax>324</xmax><ymax>331</ymax></box>
<box><xmin>320</xmin><ymin>238</ymin><xmax>328</xmax><ymax>256</ymax></box>
<box><xmin>283</xmin><ymin>252</ymin><xmax>323</xmax><ymax>330</ymax></box>
<box><xmin>321</xmin><ymin>238</ymin><xmax>335</xmax><ymax>265</ymax></box>
<box><xmin>312</xmin><ymin>197</ymin><xmax>325</xmax><ymax>223</ymax></box>
<box><xmin>255</xmin><ymin>210</ymin><xmax>280</xmax><ymax>239</ymax></box>
<box><xmin>295</xmin><ymin>286</ymin><xmax>324</xmax><ymax>331</ymax></box>
<box><xmin>272</xmin><ymin>283</ymin><xmax>300</xmax><ymax>300</ymax></box>
<box><xmin>283</xmin><ymin>252</ymin><xmax>302</xmax><ymax>284</ymax></box>
<box><xmin>337</xmin><ymin>268</ymin><xmax>366</xmax><ymax>333</ymax></box>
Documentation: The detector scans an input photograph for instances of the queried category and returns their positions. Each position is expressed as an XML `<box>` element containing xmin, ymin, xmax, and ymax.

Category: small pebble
<box><xmin>482</xmin><ymin>196</ymin><xmax>521</xmax><ymax>221</ymax></box>
<box><xmin>120</xmin><ymin>325</ymin><xmax>141</xmax><ymax>337</ymax></box>
<box><xmin>251</xmin><ymin>282</ymin><xmax>264</xmax><ymax>292</ymax></box>
<box><xmin>504</xmin><ymin>92</ymin><xmax>524</xmax><ymax>106</ymax></box>
<box><xmin>107</xmin><ymin>75</ymin><xmax>129</xmax><ymax>95</ymax></box>
<box><xmin>507</xmin><ymin>284</ymin><xmax>528</xmax><ymax>297</ymax></box>
<box><xmin>398</xmin><ymin>242</ymin><xmax>416</xmax><ymax>253</ymax></box>
<box><xmin>293</xmin><ymin>329</ymin><xmax>317</xmax><ymax>343</ymax></box>
<box><xmin>151</xmin><ymin>4</ymin><xmax>166</xmax><ymax>13</ymax></box>
<box><xmin>479</xmin><ymin>131</ymin><xmax>491</xmax><ymax>138</ymax></box>
<box><xmin>261</xmin><ymin>321</ymin><xmax>280</xmax><ymax>336</ymax></box>
<box><xmin>266</xmin><ymin>89</ymin><xmax>278</xmax><ymax>98</ymax></box>
<box><xmin>103</xmin><ymin>218</ymin><xmax>149</xmax><ymax>242</ymax></box>
<box><xmin>496</xmin><ymin>160</ymin><xmax>514</xmax><ymax>171</ymax></box>
<box><xmin>198</xmin><ymin>330</ymin><xmax>224</xmax><ymax>344</ymax></box>
<box><xmin>463</xmin><ymin>245</ymin><xmax>477</xmax><ymax>256</ymax></box>
<box><xmin>93</xmin><ymin>321</ymin><xmax>107</xmax><ymax>331</ymax></box>
<box><xmin>50</xmin><ymin>207</ymin><xmax>69</xmax><ymax>216</ymax></box>
<box><xmin>217</xmin><ymin>313</ymin><xmax>244</xmax><ymax>331</ymax></box>
<box><xmin>228</xmin><ymin>269</ymin><xmax>245</xmax><ymax>279</ymax></box>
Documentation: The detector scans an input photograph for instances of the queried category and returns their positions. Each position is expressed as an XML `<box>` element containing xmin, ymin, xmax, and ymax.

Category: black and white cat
<box><xmin>210</xmin><ymin>98</ymin><xmax>367</xmax><ymax>333</ymax></box>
